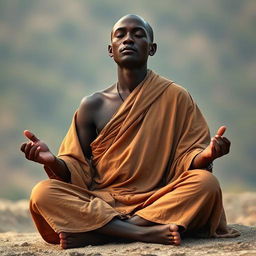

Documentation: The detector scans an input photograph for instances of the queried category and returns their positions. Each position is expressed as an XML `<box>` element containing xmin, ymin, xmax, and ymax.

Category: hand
<box><xmin>202</xmin><ymin>126</ymin><xmax>231</xmax><ymax>162</ymax></box>
<box><xmin>20</xmin><ymin>130</ymin><xmax>55</xmax><ymax>165</ymax></box>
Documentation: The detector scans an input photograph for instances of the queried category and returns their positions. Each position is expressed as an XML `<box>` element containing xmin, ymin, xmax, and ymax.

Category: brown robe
<box><xmin>30</xmin><ymin>70</ymin><xmax>231</xmax><ymax>241</ymax></box>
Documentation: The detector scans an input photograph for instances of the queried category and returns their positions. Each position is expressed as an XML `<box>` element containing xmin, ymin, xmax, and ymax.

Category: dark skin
<box><xmin>20</xmin><ymin>14</ymin><xmax>234</xmax><ymax>249</ymax></box>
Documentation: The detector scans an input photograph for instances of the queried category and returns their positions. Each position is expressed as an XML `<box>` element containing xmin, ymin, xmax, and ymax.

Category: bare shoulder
<box><xmin>79</xmin><ymin>93</ymin><xmax>103</xmax><ymax>113</ymax></box>
<box><xmin>80</xmin><ymin>85</ymin><xmax>116</xmax><ymax>110</ymax></box>
<box><xmin>78</xmin><ymin>84</ymin><xmax>116</xmax><ymax>122</ymax></box>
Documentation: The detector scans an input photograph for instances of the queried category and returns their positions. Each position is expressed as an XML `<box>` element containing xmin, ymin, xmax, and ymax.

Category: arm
<box><xmin>190</xmin><ymin>126</ymin><xmax>231</xmax><ymax>170</ymax></box>
<box><xmin>20</xmin><ymin>96</ymin><xmax>98</xmax><ymax>182</ymax></box>
<box><xmin>20</xmin><ymin>130</ymin><xmax>71</xmax><ymax>182</ymax></box>
<box><xmin>76</xmin><ymin>96</ymin><xmax>98</xmax><ymax>159</ymax></box>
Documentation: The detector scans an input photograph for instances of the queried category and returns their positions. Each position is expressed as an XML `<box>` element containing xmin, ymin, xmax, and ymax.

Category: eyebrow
<box><xmin>113</xmin><ymin>26</ymin><xmax>147</xmax><ymax>34</ymax></box>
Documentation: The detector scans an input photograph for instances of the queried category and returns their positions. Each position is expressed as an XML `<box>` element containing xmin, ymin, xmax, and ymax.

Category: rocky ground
<box><xmin>0</xmin><ymin>192</ymin><xmax>255</xmax><ymax>256</ymax></box>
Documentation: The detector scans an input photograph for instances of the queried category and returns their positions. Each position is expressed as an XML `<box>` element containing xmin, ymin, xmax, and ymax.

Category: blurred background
<box><xmin>0</xmin><ymin>0</ymin><xmax>255</xmax><ymax>200</ymax></box>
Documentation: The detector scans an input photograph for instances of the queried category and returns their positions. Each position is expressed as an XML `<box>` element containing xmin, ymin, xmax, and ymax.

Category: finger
<box><xmin>35</xmin><ymin>146</ymin><xmax>41</xmax><ymax>160</ymax></box>
<box><xmin>212</xmin><ymin>138</ymin><xmax>221</xmax><ymax>157</ymax></box>
<box><xmin>223</xmin><ymin>137</ymin><xmax>231</xmax><ymax>146</ymax></box>
<box><xmin>210</xmin><ymin>138</ymin><xmax>215</xmax><ymax>153</ymax></box>
<box><xmin>216</xmin><ymin>126</ymin><xmax>226</xmax><ymax>137</ymax></box>
<box><xmin>210</xmin><ymin>139</ymin><xmax>215</xmax><ymax>151</ymax></box>
<box><xmin>215</xmin><ymin>136</ymin><xmax>225</xmax><ymax>146</ymax></box>
<box><xmin>20</xmin><ymin>143</ymin><xmax>27</xmax><ymax>152</ymax></box>
<box><xmin>222</xmin><ymin>137</ymin><xmax>231</xmax><ymax>154</ymax></box>
<box><xmin>24</xmin><ymin>142</ymin><xmax>33</xmax><ymax>159</ymax></box>
<box><xmin>28</xmin><ymin>145</ymin><xmax>38</xmax><ymax>160</ymax></box>
<box><xmin>209</xmin><ymin>138</ymin><xmax>216</xmax><ymax>159</ymax></box>
<box><xmin>215</xmin><ymin>136</ymin><xmax>225</xmax><ymax>155</ymax></box>
<box><xmin>24</xmin><ymin>130</ymin><xmax>40</xmax><ymax>143</ymax></box>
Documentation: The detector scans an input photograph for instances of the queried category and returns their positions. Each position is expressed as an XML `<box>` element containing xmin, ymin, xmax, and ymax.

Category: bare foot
<box><xmin>126</xmin><ymin>215</ymin><xmax>155</xmax><ymax>226</ymax></box>
<box><xmin>140</xmin><ymin>223</ymin><xmax>181</xmax><ymax>245</ymax></box>
<box><xmin>59</xmin><ymin>232</ymin><xmax>109</xmax><ymax>249</ymax></box>
<box><xmin>126</xmin><ymin>216</ymin><xmax>181</xmax><ymax>245</ymax></box>
<box><xmin>59</xmin><ymin>222</ymin><xmax>181</xmax><ymax>249</ymax></box>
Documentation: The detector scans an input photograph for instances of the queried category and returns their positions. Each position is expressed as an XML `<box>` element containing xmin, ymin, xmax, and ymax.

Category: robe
<box><xmin>30</xmin><ymin>70</ymin><xmax>231</xmax><ymax>242</ymax></box>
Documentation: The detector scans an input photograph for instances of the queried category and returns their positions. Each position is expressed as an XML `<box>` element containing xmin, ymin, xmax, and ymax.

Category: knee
<box><xmin>30</xmin><ymin>179</ymin><xmax>56</xmax><ymax>210</ymax></box>
<box><xmin>189</xmin><ymin>170</ymin><xmax>221</xmax><ymax>195</ymax></box>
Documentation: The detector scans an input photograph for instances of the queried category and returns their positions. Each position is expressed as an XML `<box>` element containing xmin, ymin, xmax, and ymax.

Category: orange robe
<box><xmin>30</xmin><ymin>70</ymin><xmax>229</xmax><ymax>242</ymax></box>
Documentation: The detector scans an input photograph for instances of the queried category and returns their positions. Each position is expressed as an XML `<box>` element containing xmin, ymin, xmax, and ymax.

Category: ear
<box><xmin>149</xmin><ymin>43</ymin><xmax>157</xmax><ymax>56</ymax></box>
<box><xmin>108</xmin><ymin>45</ymin><xmax>113</xmax><ymax>57</ymax></box>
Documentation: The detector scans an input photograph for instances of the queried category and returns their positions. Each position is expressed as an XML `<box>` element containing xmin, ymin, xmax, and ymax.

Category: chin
<box><xmin>115</xmin><ymin>58</ymin><xmax>145</xmax><ymax>69</ymax></box>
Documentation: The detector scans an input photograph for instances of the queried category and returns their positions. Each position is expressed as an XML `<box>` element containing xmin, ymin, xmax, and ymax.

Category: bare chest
<box><xmin>94</xmin><ymin>96</ymin><xmax>123</xmax><ymax>134</ymax></box>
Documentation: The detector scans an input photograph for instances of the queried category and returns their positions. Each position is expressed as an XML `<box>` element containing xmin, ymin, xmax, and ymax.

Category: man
<box><xmin>21</xmin><ymin>14</ymin><xmax>240</xmax><ymax>249</ymax></box>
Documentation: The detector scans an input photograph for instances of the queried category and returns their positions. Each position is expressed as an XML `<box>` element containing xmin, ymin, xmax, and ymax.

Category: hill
<box><xmin>0</xmin><ymin>0</ymin><xmax>255</xmax><ymax>199</ymax></box>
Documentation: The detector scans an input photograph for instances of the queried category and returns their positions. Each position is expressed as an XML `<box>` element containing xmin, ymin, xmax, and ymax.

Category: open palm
<box><xmin>20</xmin><ymin>130</ymin><xmax>55</xmax><ymax>165</ymax></box>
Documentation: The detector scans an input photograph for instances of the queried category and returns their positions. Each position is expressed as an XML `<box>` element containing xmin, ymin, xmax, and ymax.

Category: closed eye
<box><xmin>135</xmin><ymin>34</ymin><xmax>144</xmax><ymax>38</ymax></box>
<box><xmin>116</xmin><ymin>33</ymin><xmax>124</xmax><ymax>38</ymax></box>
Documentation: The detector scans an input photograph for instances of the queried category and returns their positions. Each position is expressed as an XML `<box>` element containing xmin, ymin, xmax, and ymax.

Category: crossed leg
<box><xmin>59</xmin><ymin>217</ymin><xmax>181</xmax><ymax>249</ymax></box>
<box><xmin>30</xmin><ymin>170</ymin><xmax>237</xmax><ymax>249</ymax></box>
<box><xmin>30</xmin><ymin>179</ymin><xmax>181</xmax><ymax>249</ymax></box>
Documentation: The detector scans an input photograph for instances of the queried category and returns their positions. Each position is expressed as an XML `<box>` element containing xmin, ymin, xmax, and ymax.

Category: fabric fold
<box><xmin>57</xmin><ymin>70</ymin><xmax>211</xmax><ymax>210</ymax></box>
<box><xmin>31</xmin><ymin>69</ymin><xmax>232</xmax><ymax>238</ymax></box>
<box><xmin>57</xmin><ymin>112</ymin><xmax>93</xmax><ymax>189</ymax></box>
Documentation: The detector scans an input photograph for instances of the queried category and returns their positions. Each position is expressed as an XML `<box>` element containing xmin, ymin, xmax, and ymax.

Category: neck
<box><xmin>117</xmin><ymin>65</ymin><xmax>148</xmax><ymax>93</ymax></box>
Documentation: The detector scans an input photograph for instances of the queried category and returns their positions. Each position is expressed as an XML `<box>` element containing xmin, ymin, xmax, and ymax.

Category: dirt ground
<box><xmin>0</xmin><ymin>192</ymin><xmax>255</xmax><ymax>256</ymax></box>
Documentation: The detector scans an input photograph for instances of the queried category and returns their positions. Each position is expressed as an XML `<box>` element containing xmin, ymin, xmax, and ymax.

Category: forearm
<box><xmin>190</xmin><ymin>152</ymin><xmax>213</xmax><ymax>171</ymax></box>
<box><xmin>44</xmin><ymin>156</ymin><xmax>71</xmax><ymax>182</ymax></box>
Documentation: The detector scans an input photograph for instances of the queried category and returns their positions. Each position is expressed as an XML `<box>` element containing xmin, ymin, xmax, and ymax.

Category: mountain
<box><xmin>0</xmin><ymin>0</ymin><xmax>255</xmax><ymax>199</ymax></box>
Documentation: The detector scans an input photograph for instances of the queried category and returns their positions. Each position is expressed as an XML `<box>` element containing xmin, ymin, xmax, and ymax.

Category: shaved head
<box><xmin>108</xmin><ymin>14</ymin><xmax>157</xmax><ymax>69</ymax></box>
<box><xmin>111</xmin><ymin>14</ymin><xmax>154</xmax><ymax>42</ymax></box>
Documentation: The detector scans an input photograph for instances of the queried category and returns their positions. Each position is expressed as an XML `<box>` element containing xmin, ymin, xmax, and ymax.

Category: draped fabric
<box><xmin>58</xmin><ymin>70</ymin><xmax>210</xmax><ymax>213</ymax></box>
<box><xmin>30</xmin><ymin>70</ymin><xmax>232</xmax><ymax>238</ymax></box>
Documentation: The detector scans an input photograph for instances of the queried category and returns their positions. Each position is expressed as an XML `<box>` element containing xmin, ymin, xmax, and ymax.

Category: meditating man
<box><xmin>20</xmin><ymin>14</ymin><xmax>240</xmax><ymax>249</ymax></box>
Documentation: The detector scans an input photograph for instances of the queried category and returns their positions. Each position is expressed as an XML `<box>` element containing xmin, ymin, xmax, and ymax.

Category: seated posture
<box><xmin>21</xmin><ymin>14</ymin><xmax>240</xmax><ymax>249</ymax></box>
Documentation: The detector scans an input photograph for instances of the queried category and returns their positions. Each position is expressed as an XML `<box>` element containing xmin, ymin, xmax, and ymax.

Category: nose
<box><xmin>123</xmin><ymin>32</ymin><xmax>134</xmax><ymax>44</ymax></box>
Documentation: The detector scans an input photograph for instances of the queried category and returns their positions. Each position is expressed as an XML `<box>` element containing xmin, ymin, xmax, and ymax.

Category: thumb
<box><xmin>216</xmin><ymin>126</ymin><xmax>227</xmax><ymax>137</ymax></box>
<box><xmin>24</xmin><ymin>130</ymin><xmax>40</xmax><ymax>142</ymax></box>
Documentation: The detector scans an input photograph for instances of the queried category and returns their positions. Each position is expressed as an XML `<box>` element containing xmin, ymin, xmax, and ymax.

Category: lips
<box><xmin>120</xmin><ymin>46</ymin><xmax>137</xmax><ymax>53</ymax></box>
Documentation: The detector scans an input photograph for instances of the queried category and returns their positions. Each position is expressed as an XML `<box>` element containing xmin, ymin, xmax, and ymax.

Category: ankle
<box><xmin>136</xmin><ymin>226</ymin><xmax>151</xmax><ymax>242</ymax></box>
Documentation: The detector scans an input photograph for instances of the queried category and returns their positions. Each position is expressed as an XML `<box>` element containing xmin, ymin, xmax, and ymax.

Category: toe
<box><xmin>169</xmin><ymin>223</ymin><xmax>179</xmax><ymax>232</ymax></box>
<box><xmin>59</xmin><ymin>232</ymin><xmax>67</xmax><ymax>239</ymax></box>
<box><xmin>59</xmin><ymin>233</ymin><xmax>69</xmax><ymax>249</ymax></box>
<box><xmin>175</xmin><ymin>240</ymin><xmax>181</xmax><ymax>245</ymax></box>
<box><xmin>171</xmin><ymin>237</ymin><xmax>180</xmax><ymax>245</ymax></box>
<box><xmin>170</xmin><ymin>240</ymin><xmax>179</xmax><ymax>246</ymax></box>
<box><xmin>60</xmin><ymin>240</ymin><xmax>68</xmax><ymax>249</ymax></box>
<box><xmin>169</xmin><ymin>226</ymin><xmax>181</xmax><ymax>246</ymax></box>
<box><xmin>171</xmin><ymin>231</ymin><xmax>179</xmax><ymax>237</ymax></box>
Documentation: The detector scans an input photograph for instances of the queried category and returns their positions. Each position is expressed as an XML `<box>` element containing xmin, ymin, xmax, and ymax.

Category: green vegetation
<box><xmin>0</xmin><ymin>0</ymin><xmax>255</xmax><ymax>200</ymax></box>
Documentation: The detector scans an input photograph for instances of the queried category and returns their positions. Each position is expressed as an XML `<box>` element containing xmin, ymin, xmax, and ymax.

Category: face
<box><xmin>108</xmin><ymin>16</ymin><xmax>156</xmax><ymax>69</ymax></box>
